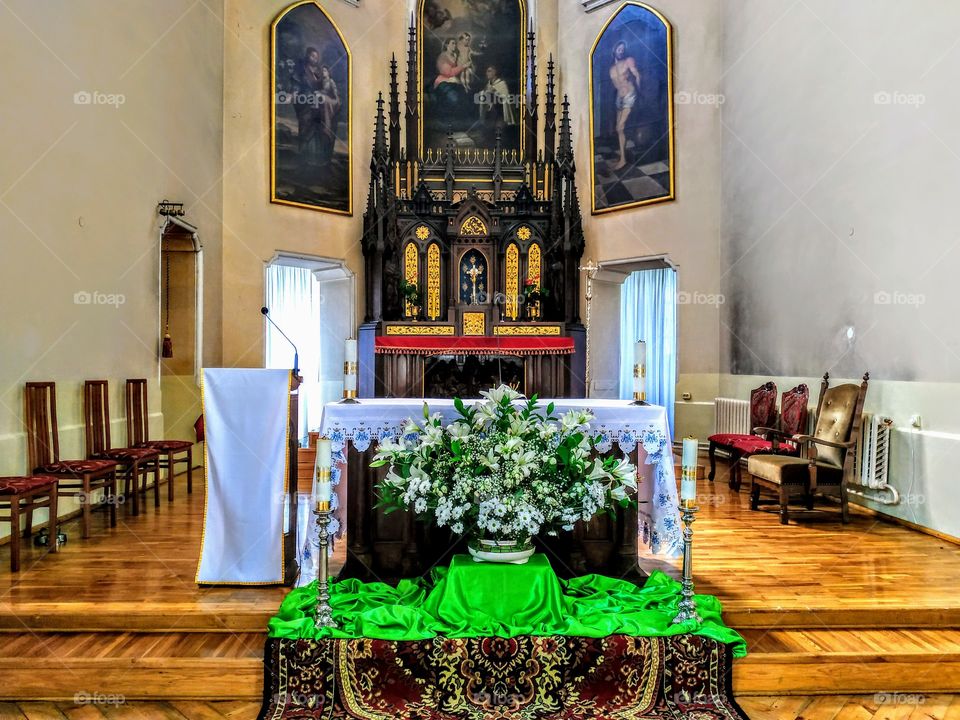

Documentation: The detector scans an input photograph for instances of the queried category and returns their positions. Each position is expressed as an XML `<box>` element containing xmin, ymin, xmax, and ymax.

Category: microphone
<box><xmin>261</xmin><ymin>306</ymin><xmax>299</xmax><ymax>375</ymax></box>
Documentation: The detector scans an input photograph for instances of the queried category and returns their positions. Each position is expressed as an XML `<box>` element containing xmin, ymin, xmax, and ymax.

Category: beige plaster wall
<box><xmin>0</xmin><ymin>0</ymin><xmax>224</xmax><ymax>539</ymax></box>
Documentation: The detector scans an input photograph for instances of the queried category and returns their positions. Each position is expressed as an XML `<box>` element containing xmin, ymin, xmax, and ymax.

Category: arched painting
<box><xmin>271</xmin><ymin>1</ymin><xmax>352</xmax><ymax>215</ymax></box>
<box><xmin>589</xmin><ymin>2</ymin><xmax>674</xmax><ymax>214</ymax></box>
<box><xmin>419</xmin><ymin>0</ymin><xmax>526</xmax><ymax>153</ymax></box>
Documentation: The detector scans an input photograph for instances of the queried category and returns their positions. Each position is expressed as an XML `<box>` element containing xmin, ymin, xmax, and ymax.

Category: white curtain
<box><xmin>265</xmin><ymin>264</ymin><xmax>323</xmax><ymax>443</ymax></box>
<box><xmin>619</xmin><ymin>268</ymin><xmax>678</xmax><ymax>434</ymax></box>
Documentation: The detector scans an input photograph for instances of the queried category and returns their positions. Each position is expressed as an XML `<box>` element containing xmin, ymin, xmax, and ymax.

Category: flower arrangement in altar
<box><xmin>372</xmin><ymin>385</ymin><xmax>637</xmax><ymax>559</ymax></box>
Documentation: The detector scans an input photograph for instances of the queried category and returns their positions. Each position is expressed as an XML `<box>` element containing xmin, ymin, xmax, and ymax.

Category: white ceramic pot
<box><xmin>467</xmin><ymin>536</ymin><xmax>535</xmax><ymax>564</ymax></box>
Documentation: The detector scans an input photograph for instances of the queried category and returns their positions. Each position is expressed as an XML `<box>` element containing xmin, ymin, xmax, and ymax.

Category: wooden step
<box><xmin>0</xmin><ymin>632</ymin><xmax>264</xmax><ymax>701</ymax></box>
<box><xmin>734</xmin><ymin>628</ymin><xmax>960</xmax><ymax>695</ymax></box>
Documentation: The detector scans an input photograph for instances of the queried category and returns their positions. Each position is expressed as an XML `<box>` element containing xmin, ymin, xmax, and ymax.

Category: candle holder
<box><xmin>630</xmin><ymin>391</ymin><xmax>649</xmax><ymax>406</ymax></box>
<box><xmin>673</xmin><ymin>498</ymin><xmax>702</xmax><ymax>625</ymax></box>
<box><xmin>631</xmin><ymin>362</ymin><xmax>648</xmax><ymax>405</ymax></box>
<box><xmin>314</xmin><ymin>498</ymin><xmax>337</xmax><ymax>630</ymax></box>
<box><xmin>340</xmin><ymin>361</ymin><xmax>360</xmax><ymax>404</ymax></box>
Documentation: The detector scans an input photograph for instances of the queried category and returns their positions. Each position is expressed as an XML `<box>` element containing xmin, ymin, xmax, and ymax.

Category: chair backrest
<box><xmin>811</xmin><ymin>372</ymin><xmax>870</xmax><ymax>469</ymax></box>
<box><xmin>779</xmin><ymin>384</ymin><xmax>810</xmax><ymax>436</ymax></box>
<box><xmin>24</xmin><ymin>382</ymin><xmax>60</xmax><ymax>470</ymax></box>
<box><xmin>750</xmin><ymin>382</ymin><xmax>778</xmax><ymax>429</ymax></box>
<box><xmin>126</xmin><ymin>379</ymin><xmax>150</xmax><ymax>446</ymax></box>
<box><xmin>83</xmin><ymin>380</ymin><xmax>113</xmax><ymax>457</ymax></box>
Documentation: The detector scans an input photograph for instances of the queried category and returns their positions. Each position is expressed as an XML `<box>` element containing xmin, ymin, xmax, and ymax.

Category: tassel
<box><xmin>162</xmin><ymin>331</ymin><xmax>173</xmax><ymax>358</ymax></box>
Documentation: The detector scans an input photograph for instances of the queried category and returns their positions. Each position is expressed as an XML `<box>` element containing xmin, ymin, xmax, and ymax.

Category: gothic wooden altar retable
<box><xmin>358</xmin><ymin>24</ymin><xmax>587</xmax><ymax>401</ymax></box>
<box><xmin>341</xmin><ymin>20</ymin><xmax>647</xmax><ymax>584</ymax></box>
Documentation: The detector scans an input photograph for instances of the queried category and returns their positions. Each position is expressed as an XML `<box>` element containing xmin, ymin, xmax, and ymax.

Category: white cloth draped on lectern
<box><xmin>196</xmin><ymin>368</ymin><xmax>292</xmax><ymax>584</ymax></box>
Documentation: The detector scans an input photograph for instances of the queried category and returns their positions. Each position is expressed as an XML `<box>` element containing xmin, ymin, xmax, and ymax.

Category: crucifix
<box><xmin>579</xmin><ymin>259</ymin><xmax>602</xmax><ymax>398</ymax></box>
<box><xmin>464</xmin><ymin>256</ymin><xmax>485</xmax><ymax>305</ymax></box>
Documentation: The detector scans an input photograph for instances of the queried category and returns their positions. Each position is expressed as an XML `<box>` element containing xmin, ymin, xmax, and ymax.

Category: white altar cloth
<box><xmin>314</xmin><ymin>398</ymin><xmax>683</xmax><ymax>560</ymax></box>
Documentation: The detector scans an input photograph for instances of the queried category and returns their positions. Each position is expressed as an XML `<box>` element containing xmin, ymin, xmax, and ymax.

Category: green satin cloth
<box><xmin>269</xmin><ymin>555</ymin><xmax>746</xmax><ymax>657</ymax></box>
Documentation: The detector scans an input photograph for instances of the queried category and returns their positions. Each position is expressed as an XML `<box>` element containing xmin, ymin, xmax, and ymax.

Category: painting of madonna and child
<box><xmin>271</xmin><ymin>2</ymin><xmax>351</xmax><ymax>215</ymax></box>
<box><xmin>420</xmin><ymin>0</ymin><xmax>525</xmax><ymax>152</ymax></box>
<box><xmin>590</xmin><ymin>2</ymin><xmax>675</xmax><ymax>214</ymax></box>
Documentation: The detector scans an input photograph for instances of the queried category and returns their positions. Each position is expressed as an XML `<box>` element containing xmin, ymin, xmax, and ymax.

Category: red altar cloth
<box><xmin>375</xmin><ymin>336</ymin><xmax>575</xmax><ymax>357</ymax></box>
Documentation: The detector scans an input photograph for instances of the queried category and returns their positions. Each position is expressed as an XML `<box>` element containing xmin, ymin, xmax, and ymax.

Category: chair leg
<box><xmin>186</xmin><ymin>447</ymin><xmax>193</xmax><ymax>494</ymax></box>
<box><xmin>108</xmin><ymin>471</ymin><xmax>117</xmax><ymax>528</ymax></box>
<box><xmin>129</xmin><ymin>462</ymin><xmax>140</xmax><ymax>517</ymax></box>
<box><xmin>23</xmin><ymin>502</ymin><xmax>34</xmax><ymax>540</ymax></box>
<box><xmin>731</xmin><ymin>460</ymin><xmax>742</xmax><ymax>492</ymax></box>
<box><xmin>841</xmin><ymin>485</ymin><xmax>850</xmax><ymax>524</ymax></box>
<box><xmin>48</xmin><ymin>490</ymin><xmax>59</xmax><ymax>554</ymax></box>
<box><xmin>153</xmin><ymin>457</ymin><xmax>161</xmax><ymax>508</ymax></box>
<box><xmin>806</xmin><ymin>493</ymin><xmax>814</xmax><ymax>511</ymax></box>
<box><xmin>708</xmin><ymin>442</ymin><xmax>717</xmax><ymax>481</ymax></box>
<box><xmin>167</xmin><ymin>453</ymin><xmax>175</xmax><ymax>502</ymax></box>
<box><xmin>727</xmin><ymin>452</ymin><xmax>741</xmax><ymax>490</ymax></box>
<box><xmin>10</xmin><ymin>497</ymin><xmax>21</xmax><ymax>572</ymax></box>
<box><xmin>81</xmin><ymin>476</ymin><xmax>92</xmax><ymax>539</ymax></box>
<box><xmin>779</xmin><ymin>486</ymin><xmax>790</xmax><ymax>525</ymax></box>
<box><xmin>750</xmin><ymin>482</ymin><xmax>760</xmax><ymax>511</ymax></box>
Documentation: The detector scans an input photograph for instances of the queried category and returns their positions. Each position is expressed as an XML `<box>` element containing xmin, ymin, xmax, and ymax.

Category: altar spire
<box><xmin>544</xmin><ymin>55</ymin><xmax>557</xmax><ymax>162</ymax></box>
<box><xmin>388</xmin><ymin>54</ymin><xmax>401</xmax><ymax>164</ymax></box>
<box><xmin>404</xmin><ymin>20</ymin><xmax>419</xmax><ymax>161</ymax></box>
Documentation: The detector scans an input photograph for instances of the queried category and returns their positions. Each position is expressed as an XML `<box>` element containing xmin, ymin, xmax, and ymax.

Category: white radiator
<box><xmin>854</xmin><ymin>414</ymin><xmax>894</xmax><ymax>490</ymax></box>
<box><xmin>713</xmin><ymin>398</ymin><xmax>751</xmax><ymax>436</ymax></box>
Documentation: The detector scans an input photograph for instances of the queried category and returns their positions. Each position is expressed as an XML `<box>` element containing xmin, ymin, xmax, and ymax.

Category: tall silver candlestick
<box><xmin>314</xmin><ymin>499</ymin><xmax>337</xmax><ymax>630</ymax></box>
<box><xmin>673</xmin><ymin>498</ymin><xmax>702</xmax><ymax>624</ymax></box>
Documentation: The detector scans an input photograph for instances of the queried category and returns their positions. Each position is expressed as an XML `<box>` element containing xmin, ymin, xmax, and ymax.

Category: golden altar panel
<box><xmin>494</xmin><ymin>325</ymin><xmax>562</xmax><ymax>336</ymax></box>
<box><xmin>385</xmin><ymin>324</ymin><xmax>456</xmax><ymax>336</ymax></box>
<box><xmin>462</xmin><ymin>312</ymin><xmax>486</xmax><ymax>336</ymax></box>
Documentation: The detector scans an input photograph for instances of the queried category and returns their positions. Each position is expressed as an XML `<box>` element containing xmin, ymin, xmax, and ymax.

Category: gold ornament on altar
<box><xmin>415</xmin><ymin>225</ymin><xmax>430</xmax><ymax>240</ymax></box>
<box><xmin>517</xmin><ymin>226</ymin><xmax>532</xmax><ymax>242</ymax></box>
<box><xmin>460</xmin><ymin>215</ymin><xmax>488</xmax><ymax>236</ymax></box>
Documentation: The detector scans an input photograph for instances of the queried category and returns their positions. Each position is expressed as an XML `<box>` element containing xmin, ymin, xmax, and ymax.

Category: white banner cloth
<box><xmin>196</xmin><ymin>368</ymin><xmax>292</xmax><ymax>584</ymax></box>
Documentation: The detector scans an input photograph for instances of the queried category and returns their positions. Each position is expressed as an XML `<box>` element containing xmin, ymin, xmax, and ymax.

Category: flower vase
<box><xmin>467</xmin><ymin>536</ymin><xmax>535</xmax><ymax>564</ymax></box>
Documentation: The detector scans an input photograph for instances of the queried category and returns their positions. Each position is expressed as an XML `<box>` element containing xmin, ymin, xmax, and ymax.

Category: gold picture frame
<box><xmin>589</xmin><ymin>1</ymin><xmax>675</xmax><ymax>215</ymax></box>
<box><xmin>270</xmin><ymin>0</ymin><xmax>353</xmax><ymax>215</ymax></box>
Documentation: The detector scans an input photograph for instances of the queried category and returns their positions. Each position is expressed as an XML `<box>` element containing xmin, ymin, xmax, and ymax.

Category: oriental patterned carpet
<box><xmin>258</xmin><ymin>633</ymin><xmax>747</xmax><ymax>719</ymax></box>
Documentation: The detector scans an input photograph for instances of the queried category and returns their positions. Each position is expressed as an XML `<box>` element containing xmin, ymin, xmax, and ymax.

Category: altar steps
<box><xmin>2</xmin><ymin>628</ymin><xmax>959</xmax><ymax>700</ymax></box>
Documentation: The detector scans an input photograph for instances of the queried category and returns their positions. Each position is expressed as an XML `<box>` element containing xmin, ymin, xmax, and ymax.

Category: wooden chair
<box><xmin>0</xmin><ymin>476</ymin><xmax>59</xmax><ymax>572</ymax></box>
<box><xmin>126</xmin><ymin>379</ymin><xmax>194</xmax><ymax>501</ymax></box>
<box><xmin>84</xmin><ymin>381</ymin><xmax>161</xmax><ymax>517</ymax></box>
<box><xmin>748</xmin><ymin>373</ymin><xmax>869</xmax><ymax>524</ymax></box>
<box><xmin>724</xmin><ymin>384</ymin><xmax>810</xmax><ymax>491</ymax></box>
<box><xmin>708</xmin><ymin>382</ymin><xmax>778</xmax><ymax>488</ymax></box>
<box><xmin>24</xmin><ymin>382</ymin><xmax>118</xmax><ymax>539</ymax></box>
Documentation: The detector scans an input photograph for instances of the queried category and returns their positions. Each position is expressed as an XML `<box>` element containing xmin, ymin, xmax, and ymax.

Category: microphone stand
<box><xmin>261</xmin><ymin>306</ymin><xmax>299</xmax><ymax>376</ymax></box>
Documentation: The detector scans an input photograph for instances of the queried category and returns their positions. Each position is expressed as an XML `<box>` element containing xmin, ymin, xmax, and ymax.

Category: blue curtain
<box><xmin>619</xmin><ymin>268</ymin><xmax>678</xmax><ymax>434</ymax></box>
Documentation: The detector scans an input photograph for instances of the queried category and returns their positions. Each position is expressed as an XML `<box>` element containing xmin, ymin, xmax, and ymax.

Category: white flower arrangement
<box><xmin>372</xmin><ymin>385</ymin><xmax>637</xmax><ymax>543</ymax></box>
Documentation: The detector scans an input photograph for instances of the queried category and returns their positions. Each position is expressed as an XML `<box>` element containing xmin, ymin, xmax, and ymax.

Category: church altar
<box><xmin>295</xmin><ymin>397</ymin><xmax>683</xmax><ymax>588</ymax></box>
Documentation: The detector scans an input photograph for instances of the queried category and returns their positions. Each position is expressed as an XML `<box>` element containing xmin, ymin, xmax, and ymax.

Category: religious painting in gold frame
<box><xmin>418</xmin><ymin>0</ymin><xmax>527</xmax><ymax>155</ymax></box>
<box><xmin>271</xmin><ymin>1</ymin><xmax>352</xmax><ymax>215</ymax></box>
<box><xmin>589</xmin><ymin>2</ymin><xmax>675</xmax><ymax>215</ymax></box>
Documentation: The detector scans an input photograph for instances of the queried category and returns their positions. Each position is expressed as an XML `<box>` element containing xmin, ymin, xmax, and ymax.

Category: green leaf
<box><xmin>423</xmin><ymin>402</ymin><xmax>430</xmax><ymax>419</ymax></box>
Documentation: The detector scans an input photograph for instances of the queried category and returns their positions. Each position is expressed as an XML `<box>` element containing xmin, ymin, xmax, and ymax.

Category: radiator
<box><xmin>854</xmin><ymin>414</ymin><xmax>894</xmax><ymax>490</ymax></box>
<box><xmin>713</xmin><ymin>397</ymin><xmax>751</xmax><ymax>436</ymax></box>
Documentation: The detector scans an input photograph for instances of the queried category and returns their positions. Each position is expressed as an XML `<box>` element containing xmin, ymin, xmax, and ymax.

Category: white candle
<box><xmin>344</xmin><ymin>338</ymin><xmax>358</xmax><ymax>363</ymax></box>
<box><xmin>634</xmin><ymin>340</ymin><xmax>646</xmax><ymax>399</ymax></box>
<box><xmin>681</xmin><ymin>436</ymin><xmax>698</xmax><ymax>502</ymax></box>
<box><xmin>313</xmin><ymin>437</ymin><xmax>332</xmax><ymax>506</ymax></box>
<box><xmin>344</xmin><ymin>372</ymin><xmax>358</xmax><ymax>393</ymax></box>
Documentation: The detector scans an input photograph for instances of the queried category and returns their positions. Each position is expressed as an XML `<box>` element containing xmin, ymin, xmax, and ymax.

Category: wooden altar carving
<box><xmin>359</xmin><ymin>29</ymin><xmax>587</xmax><ymax>401</ymax></box>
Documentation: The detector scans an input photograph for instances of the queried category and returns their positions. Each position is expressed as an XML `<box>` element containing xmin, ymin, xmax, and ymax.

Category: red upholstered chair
<box><xmin>24</xmin><ymin>382</ymin><xmax>118</xmax><ymax>539</ymax></box>
<box><xmin>725</xmin><ymin>384</ymin><xmax>811</xmax><ymax>489</ymax></box>
<box><xmin>0</xmin><ymin>476</ymin><xmax>59</xmax><ymax>572</ymax></box>
<box><xmin>126</xmin><ymin>379</ymin><xmax>194</xmax><ymax>501</ymax></box>
<box><xmin>708</xmin><ymin>382</ymin><xmax>778</xmax><ymax>489</ymax></box>
<box><xmin>84</xmin><ymin>380</ymin><xmax>161</xmax><ymax>517</ymax></box>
